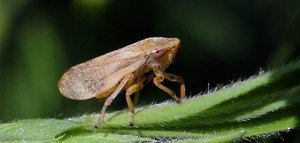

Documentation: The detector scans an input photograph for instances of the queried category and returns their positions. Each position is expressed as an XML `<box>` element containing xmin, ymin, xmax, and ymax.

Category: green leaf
<box><xmin>63</xmin><ymin>133</ymin><xmax>154</xmax><ymax>143</ymax></box>
<box><xmin>0</xmin><ymin>60</ymin><xmax>299</xmax><ymax>142</ymax></box>
<box><xmin>0</xmin><ymin>119</ymin><xmax>88</xmax><ymax>142</ymax></box>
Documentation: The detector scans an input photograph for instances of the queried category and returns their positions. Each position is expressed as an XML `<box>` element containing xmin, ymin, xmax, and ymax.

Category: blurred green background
<box><xmin>1</xmin><ymin>0</ymin><xmax>299</xmax><ymax>141</ymax></box>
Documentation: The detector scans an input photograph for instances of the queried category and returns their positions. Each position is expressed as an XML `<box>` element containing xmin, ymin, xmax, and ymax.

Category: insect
<box><xmin>58</xmin><ymin>37</ymin><xmax>185</xmax><ymax>128</ymax></box>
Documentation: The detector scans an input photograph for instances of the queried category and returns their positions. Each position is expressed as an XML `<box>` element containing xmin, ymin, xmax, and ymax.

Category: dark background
<box><xmin>1</xmin><ymin>0</ymin><xmax>299</xmax><ymax>142</ymax></box>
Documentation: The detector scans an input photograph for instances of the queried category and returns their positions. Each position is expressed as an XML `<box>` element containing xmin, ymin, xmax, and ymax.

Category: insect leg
<box><xmin>134</xmin><ymin>72</ymin><xmax>155</xmax><ymax>106</ymax></box>
<box><xmin>152</xmin><ymin>69</ymin><xmax>180</xmax><ymax>103</ymax></box>
<box><xmin>164</xmin><ymin>73</ymin><xmax>186</xmax><ymax>99</ymax></box>
<box><xmin>95</xmin><ymin>73</ymin><xmax>134</xmax><ymax>128</ymax></box>
<box><xmin>126</xmin><ymin>83</ymin><xmax>143</xmax><ymax>126</ymax></box>
<box><xmin>133</xmin><ymin>91</ymin><xmax>140</xmax><ymax>107</ymax></box>
<box><xmin>133</xmin><ymin>75</ymin><xmax>147</xmax><ymax>107</ymax></box>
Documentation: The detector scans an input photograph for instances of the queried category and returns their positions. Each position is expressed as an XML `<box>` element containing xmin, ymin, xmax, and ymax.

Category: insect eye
<box><xmin>151</xmin><ymin>49</ymin><xmax>165</xmax><ymax>58</ymax></box>
<box><xmin>152</xmin><ymin>49</ymin><xmax>162</xmax><ymax>54</ymax></box>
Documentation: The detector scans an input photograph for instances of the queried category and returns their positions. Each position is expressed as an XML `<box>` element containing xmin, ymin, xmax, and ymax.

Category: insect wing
<box><xmin>58</xmin><ymin>47</ymin><xmax>146</xmax><ymax>100</ymax></box>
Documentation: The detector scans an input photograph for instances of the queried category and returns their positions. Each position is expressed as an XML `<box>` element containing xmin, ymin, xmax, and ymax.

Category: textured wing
<box><xmin>58</xmin><ymin>46</ymin><xmax>146</xmax><ymax>100</ymax></box>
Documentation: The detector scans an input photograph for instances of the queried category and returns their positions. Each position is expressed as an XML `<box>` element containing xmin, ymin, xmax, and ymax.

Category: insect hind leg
<box><xmin>95</xmin><ymin>73</ymin><xmax>134</xmax><ymax>128</ymax></box>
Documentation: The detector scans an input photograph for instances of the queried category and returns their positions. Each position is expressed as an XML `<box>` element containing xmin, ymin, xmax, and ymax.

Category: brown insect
<box><xmin>58</xmin><ymin>37</ymin><xmax>185</xmax><ymax>128</ymax></box>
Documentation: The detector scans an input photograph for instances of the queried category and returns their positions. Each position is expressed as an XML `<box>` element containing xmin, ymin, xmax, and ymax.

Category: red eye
<box><xmin>152</xmin><ymin>49</ymin><xmax>162</xmax><ymax>54</ymax></box>
<box><xmin>151</xmin><ymin>49</ymin><xmax>165</xmax><ymax>58</ymax></box>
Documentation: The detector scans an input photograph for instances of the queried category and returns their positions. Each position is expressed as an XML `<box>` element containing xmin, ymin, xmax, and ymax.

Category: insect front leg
<box><xmin>126</xmin><ymin>82</ymin><xmax>143</xmax><ymax>126</ymax></box>
<box><xmin>152</xmin><ymin>69</ymin><xmax>180</xmax><ymax>103</ymax></box>
<box><xmin>95</xmin><ymin>73</ymin><xmax>134</xmax><ymax>128</ymax></box>
<box><xmin>164</xmin><ymin>73</ymin><xmax>186</xmax><ymax>99</ymax></box>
